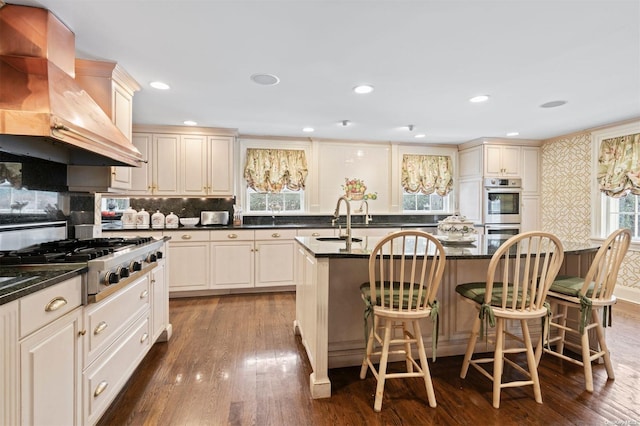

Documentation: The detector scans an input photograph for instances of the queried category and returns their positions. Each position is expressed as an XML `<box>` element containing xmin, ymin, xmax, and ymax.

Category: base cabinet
<box><xmin>0</xmin><ymin>301</ymin><xmax>18</xmax><ymax>426</ymax></box>
<box><xmin>254</xmin><ymin>230</ymin><xmax>297</xmax><ymax>288</ymax></box>
<box><xmin>211</xmin><ymin>231</ymin><xmax>254</xmax><ymax>289</ymax></box>
<box><xmin>165</xmin><ymin>230</ymin><xmax>210</xmax><ymax>292</ymax></box>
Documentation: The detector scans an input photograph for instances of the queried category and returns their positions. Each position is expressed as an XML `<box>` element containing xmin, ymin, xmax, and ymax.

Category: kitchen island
<box><xmin>293</xmin><ymin>234</ymin><xmax>599</xmax><ymax>398</ymax></box>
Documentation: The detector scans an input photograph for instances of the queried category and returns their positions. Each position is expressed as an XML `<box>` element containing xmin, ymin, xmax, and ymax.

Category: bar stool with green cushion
<box><xmin>536</xmin><ymin>228</ymin><xmax>631</xmax><ymax>392</ymax></box>
<box><xmin>456</xmin><ymin>231</ymin><xmax>564</xmax><ymax>409</ymax></box>
<box><xmin>359</xmin><ymin>230</ymin><xmax>446</xmax><ymax>412</ymax></box>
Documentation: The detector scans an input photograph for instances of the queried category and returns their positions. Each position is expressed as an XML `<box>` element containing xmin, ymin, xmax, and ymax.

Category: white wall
<box><xmin>238</xmin><ymin>136</ymin><xmax>458</xmax><ymax>215</ymax></box>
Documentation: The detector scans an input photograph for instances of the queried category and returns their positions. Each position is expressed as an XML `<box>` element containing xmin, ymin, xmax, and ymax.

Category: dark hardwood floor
<box><xmin>97</xmin><ymin>293</ymin><xmax>640</xmax><ymax>425</ymax></box>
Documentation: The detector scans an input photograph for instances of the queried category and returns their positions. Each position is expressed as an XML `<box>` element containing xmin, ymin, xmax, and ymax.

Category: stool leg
<box><xmin>402</xmin><ymin>321</ymin><xmax>413</xmax><ymax>372</ymax></box>
<box><xmin>360</xmin><ymin>315</ymin><xmax>377</xmax><ymax>380</ymax></box>
<box><xmin>593</xmin><ymin>309</ymin><xmax>615</xmax><ymax>380</ymax></box>
<box><xmin>461</xmin><ymin>316</ymin><xmax>481</xmax><ymax>379</ymax></box>
<box><xmin>522</xmin><ymin>320</ymin><xmax>542</xmax><ymax>404</ymax></box>
<box><xmin>413</xmin><ymin>320</ymin><xmax>436</xmax><ymax>407</ymax></box>
<box><xmin>374</xmin><ymin>319</ymin><xmax>392</xmax><ymax>412</ymax></box>
<box><xmin>557</xmin><ymin>304</ymin><xmax>569</xmax><ymax>354</ymax></box>
<box><xmin>493</xmin><ymin>318</ymin><xmax>505</xmax><ymax>409</ymax></box>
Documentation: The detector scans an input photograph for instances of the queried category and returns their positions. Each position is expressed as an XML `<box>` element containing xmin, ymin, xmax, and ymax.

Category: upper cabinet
<box><xmin>130</xmin><ymin>125</ymin><xmax>237</xmax><ymax>197</ymax></box>
<box><xmin>484</xmin><ymin>145</ymin><xmax>521</xmax><ymax>177</ymax></box>
<box><xmin>68</xmin><ymin>60</ymin><xmax>141</xmax><ymax>192</ymax></box>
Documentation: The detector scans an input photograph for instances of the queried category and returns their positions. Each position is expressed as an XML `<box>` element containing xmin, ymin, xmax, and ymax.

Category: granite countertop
<box><xmin>0</xmin><ymin>264</ymin><xmax>88</xmax><ymax>305</ymax></box>
<box><xmin>295</xmin><ymin>234</ymin><xmax>600</xmax><ymax>259</ymax></box>
<box><xmin>103</xmin><ymin>222</ymin><xmax>440</xmax><ymax>232</ymax></box>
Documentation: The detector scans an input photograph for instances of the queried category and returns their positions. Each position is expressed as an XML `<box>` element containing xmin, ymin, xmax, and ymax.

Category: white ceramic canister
<box><xmin>165</xmin><ymin>212</ymin><xmax>179</xmax><ymax>229</ymax></box>
<box><xmin>122</xmin><ymin>206</ymin><xmax>137</xmax><ymax>229</ymax></box>
<box><xmin>136</xmin><ymin>208</ymin><xmax>150</xmax><ymax>229</ymax></box>
<box><xmin>151</xmin><ymin>210</ymin><xmax>165</xmax><ymax>229</ymax></box>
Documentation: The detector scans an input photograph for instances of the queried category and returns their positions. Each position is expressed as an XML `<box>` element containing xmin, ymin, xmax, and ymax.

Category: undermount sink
<box><xmin>315</xmin><ymin>236</ymin><xmax>363</xmax><ymax>243</ymax></box>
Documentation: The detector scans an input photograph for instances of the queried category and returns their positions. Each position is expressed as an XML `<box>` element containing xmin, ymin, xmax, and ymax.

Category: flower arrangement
<box><xmin>342</xmin><ymin>178</ymin><xmax>377</xmax><ymax>200</ymax></box>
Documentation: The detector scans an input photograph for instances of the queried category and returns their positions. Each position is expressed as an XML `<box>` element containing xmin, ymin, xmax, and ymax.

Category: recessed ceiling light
<box><xmin>540</xmin><ymin>100</ymin><xmax>567</xmax><ymax>108</ymax></box>
<box><xmin>469</xmin><ymin>95</ymin><xmax>490</xmax><ymax>103</ymax></box>
<box><xmin>302</xmin><ymin>127</ymin><xmax>314</xmax><ymax>133</ymax></box>
<box><xmin>414</xmin><ymin>134</ymin><xmax>426</xmax><ymax>139</ymax></box>
<box><xmin>250</xmin><ymin>73</ymin><xmax>280</xmax><ymax>86</ymax></box>
<box><xmin>506</xmin><ymin>132</ymin><xmax>519</xmax><ymax>137</ymax></box>
<box><xmin>184</xmin><ymin>120</ymin><xmax>197</xmax><ymax>126</ymax></box>
<box><xmin>150</xmin><ymin>81</ymin><xmax>170</xmax><ymax>90</ymax></box>
<box><xmin>353</xmin><ymin>84</ymin><xmax>374</xmax><ymax>94</ymax></box>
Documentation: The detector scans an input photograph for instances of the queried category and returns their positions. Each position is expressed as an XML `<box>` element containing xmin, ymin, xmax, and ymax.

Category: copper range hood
<box><xmin>0</xmin><ymin>3</ymin><xmax>143</xmax><ymax>167</ymax></box>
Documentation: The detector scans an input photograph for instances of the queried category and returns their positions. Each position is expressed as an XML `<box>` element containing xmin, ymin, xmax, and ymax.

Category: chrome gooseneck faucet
<box><xmin>333</xmin><ymin>196</ymin><xmax>352</xmax><ymax>246</ymax></box>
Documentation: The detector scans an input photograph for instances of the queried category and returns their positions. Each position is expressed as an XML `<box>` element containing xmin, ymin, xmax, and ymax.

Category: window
<box><xmin>601</xmin><ymin>194</ymin><xmax>640</xmax><ymax>239</ymax></box>
<box><xmin>401</xmin><ymin>154</ymin><xmax>453</xmax><ymax>213</ymax></box>
<box><xmin>402</xmin><ymin>192</ymin><xmax>449</xmax><ymax>212</ymax></box>
<box><xmin>243</xmin><ymin>148</ymin><xmax>308</xmax><ymax>214</ymax></box>
<box><xmin>592</xmin><ymin>122</ymin><xmax>640</xmax><ymax>241</ymax></box>
<box><xmin>247</xmin><ymin>188</ymin><xmax>303</xmax><ymax>213</ymax></box>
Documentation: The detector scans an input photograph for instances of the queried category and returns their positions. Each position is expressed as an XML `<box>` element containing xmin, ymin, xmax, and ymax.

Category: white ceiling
<box><xmin>7</xmin><ymin>0</ymin><xmax>640</xmax><ymax>144</ymax></box>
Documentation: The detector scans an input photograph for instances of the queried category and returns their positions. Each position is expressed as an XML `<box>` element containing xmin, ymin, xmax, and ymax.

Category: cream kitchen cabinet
<box><xmin>127</xmin><ymin>132</ymin><xmax>181</xmax><ymax>195</ymax></box>
<box><xmin>68</xmin><ymin>60</ymin><xmax>140</xmax><ymax>192</ymax></box>
<box><xmin>19</xmin><ymin>276</ymin><xmax>83</xmax><ymax>426</ymax></box>
<box><xmin>254</xmin><ymin>229</ymin><xmax>297</xmax><ymax>288</ymax></box>
<box><xmin>210</xmin><ymin>230</ymin><xmax>255</xmax><ymax>289</ymax></box>
<box><xmin>129</xmin><ymin>125</ymin><xmax>236</xmax><ymax>196</ymax></box>
<box><xmin>1</xmin><ymin>300</ymin><xmax>18</xmax><ymax>426</ymax></box>
<box><xmin>164</xmin><ymin>230</ymin><xmax>210</xmax><ymax>292</ymax></box>
<box><xmin>484</xmin><ymin>145</ymin><xmax>521</xmax><ymax>177</ymax></box>
<box><xmin>151</xmin><ymin>256</ymin><xmax>170</xmax><ymax>342</ymax></box>
<box><xmin>182</xmin><ymin>135</ymin><xmax>235</xmax><ymax>196</ymax></box>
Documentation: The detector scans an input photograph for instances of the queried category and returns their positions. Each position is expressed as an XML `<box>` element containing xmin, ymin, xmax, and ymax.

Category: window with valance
<box><xmin>401</xmin><ymin>154</ymin><xmax>454</xmax><ymax>196</ymax></box>
<box><xmin>597</xmin><ymin>133</ymin><xmax>640</xmax><ymax>198</ymax></box>
<box><xmin>244</xmin><ymin>148</ymin><xmax>308</xmax><ymax>193</ymax></box>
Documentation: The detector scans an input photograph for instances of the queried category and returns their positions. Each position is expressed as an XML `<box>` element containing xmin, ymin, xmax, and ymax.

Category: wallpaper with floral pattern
<box><xmin>542</xmin><ymin>130</ymin><xmax>640</xmax><ymax>290</ymax></box>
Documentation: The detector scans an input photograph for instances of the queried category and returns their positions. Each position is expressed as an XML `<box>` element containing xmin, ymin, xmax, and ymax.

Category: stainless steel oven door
<box><xmin>485</xmin><ymin>224</ymin><xmax>521</xmax><ymax>236</ymax></box>
<box><xmin>484</xmin><ymin>188</ymin><xmax>521</xmax><ymax>224</ymax></box>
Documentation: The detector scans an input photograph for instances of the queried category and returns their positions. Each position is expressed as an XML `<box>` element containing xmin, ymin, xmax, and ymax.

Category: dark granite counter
<box><xmin>295</xmin><ymin>234</ymin><xmax>600</xmax><ymax>259</ymax></box>
<box><xmin>0</xmin><ymin>264</ymin><xmax>87</xmax><ymax>305</ymax></box>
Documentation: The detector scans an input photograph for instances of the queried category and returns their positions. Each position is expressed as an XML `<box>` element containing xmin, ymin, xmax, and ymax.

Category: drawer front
<box><xmin>163</xmin><ymin>230</ymin><xmax>209</xmax><ymax>242</ymax></box>
<box><xmin>255</xmin><ymin>229</ymin><xmax>297</xmax><ymax>240</ymax></box>
<box><xmin>20</xmin><ymin>276</ymin><xmax>83</xmax><ymax>338</ymax></box>
<box><xmin>84</xmin><ymin>314</ymin><xmax>151</xmax><ymax>424</ymax></box>
<box><xmin>84</xmin><ymin>275</ymin><xmax>150</xmax><ymax>364</ymax></box>
<box><xmin>296</xmin><ymin>228</ymin><xmax>334</xmax><ymax>237</ymax></box>
<box><xmin>210</xmin><ymin>230</ymin><xmax>254</xmax><ymax>241</ymax></box>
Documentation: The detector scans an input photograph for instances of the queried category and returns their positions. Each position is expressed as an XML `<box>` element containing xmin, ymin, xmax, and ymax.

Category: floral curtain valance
<box><xmin>244</xmin><ymin>148</ymin><xmax>308</xmax><ymax>192</ymax></box>
<box><xmin>597</xmin><ymin>133</ymin><xmax>640</xmax><ymax>198</ymax></box>
<box><xmin>401</xmin><ymin>154</ymin><xmax>453</xmax><ymax>196</ymax></box>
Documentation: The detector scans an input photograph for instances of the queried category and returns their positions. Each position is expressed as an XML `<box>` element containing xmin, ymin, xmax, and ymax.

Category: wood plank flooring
<box><xmin>97</xmin><ymin>293</ymin><xmax>640</xmax><ymax>425</ymax></box>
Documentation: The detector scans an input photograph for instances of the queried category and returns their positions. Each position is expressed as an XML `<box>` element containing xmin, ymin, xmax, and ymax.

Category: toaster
<box><xmin>200</xmin><ymin>211</ymin><xmax>229</xmax><ymax>225</ymax></box>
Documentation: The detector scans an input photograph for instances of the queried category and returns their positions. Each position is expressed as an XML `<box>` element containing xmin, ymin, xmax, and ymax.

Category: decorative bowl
<box><xmin>179</xmin><ymin>217</ymin><xmax>199</xmax><ymax>226</ymax></box>
<box><xmin>437</xmin><ymin>215</ymin><xmax>477</xmax><ymax>241</ymax></box>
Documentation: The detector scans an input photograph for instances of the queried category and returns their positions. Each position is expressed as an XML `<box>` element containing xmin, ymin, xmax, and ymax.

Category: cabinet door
<box><xmin>521</xmin><ymin>147</ymin><xmax>541</xmax><ymax>194</ymax></box>
<box><xmin>153</xmin><ymin>134</ymin><xmax>180</xmax><ymax>195</ymax></box>
<box><xmin>484</xmin><ymin>145</ymin><xmax>521</xmax><ymax>176</ymax></box>
<box><xmin>255</xmin><ymin>239</ymin><xmax>296</xmax><ymax>287</ymax></box>
<box><xmin>207</xmin><ymin>136</ymin><xmax>234</xmax><ymax>196</ymax></box>
<box><xmin>211</xmin><ymin>241</ymin><xmax>254</xmax><ymax>288</ymax></box>
<box><xmin>181</xmin><ymin>134</ymin><xmax>208</xmax><ymax>195</ymax></box>
<box><xmin>484</xmin><ymin>145</ymin><xmax>504</xmax><ymax>176</ymax></box>
<box><xmin>458</xmin><ymin>146</ymin><xmax>483</xmax><ymax>179</ymax></box>
<box><xmin>1</xmin><ymin>301</ymin><xmax>18</xmax><ymax>426</ymax></box>
<box><xmin>521</xmin><ymin>196</ymin><xmax>540</xmax><ymax>233</ymax></box>
<box><xmin>167</xmin><ymin>240</ymin><xmax>210</xmax><ymax>291</ymax></box>
<box><xmin>20</xmin><ymin>308</ymin><xmax>82</xmax><ymax>426</ymax></box>
<box><xmin>130</xmin><ymin>133</ymin><xmax>153</xmax><ymax>194</ymax></box>
<box><xmin>151</xmin><ymin>260</ymin><xmax>168</xmax><ymax>342</ymax></box>
<box><xmin>458</xmin><ymin>179</ymin><xmax>483</xmax><ymax>223</ymax></box>
<box><xmin>501</xmin><ymin>146</ymin><xmax>521</xmax><ymax>176</ymax></box>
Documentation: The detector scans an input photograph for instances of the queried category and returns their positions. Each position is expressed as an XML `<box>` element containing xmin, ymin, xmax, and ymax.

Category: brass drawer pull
<box><xmin>227</xmin><ymin>233</ymin><xmax>238</xmax><ymax>239</ymax></box>
<box><xmin>94</xmin><ymin>321</ymin><xmax>108</xmax><ymax>335</ymax></box>
<box><xmin>181</xmin><ymin>234</ymin><xmax>192</xmax><ymax>240</ymax></box>
<box><xmin>140</xmin><ymin>289</ymin><xmax>149</xmax><ymax>299</ymax></box>
<box><xmin>140</xmin><ymin>332</ymin><xmax>149</xmax><ymax>343</ymax></box>
<box><xmin>311</xmin><ymin>232</ymin><xmax>320</xmax><ymax>237</ymax></box>
<box><xmin>45</xmin><ymin>297</ymin><xmax>68</xmax><ymax>312</ymax></box>
<box><xmin>271</xmin><ymin>233</ymin><xmax>281</xmax><ymax>238</ymax></box>
<box><xmin>94</xmin><ymin>380</ymin><xmax>108</xmax><ymax>397</ymax></box>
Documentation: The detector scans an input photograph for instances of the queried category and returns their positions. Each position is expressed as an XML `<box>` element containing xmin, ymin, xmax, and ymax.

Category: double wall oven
<box><xmin>483</xmin><ymin>177</ymin><xmax>522</xmax><ymax>236</ymax></box>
